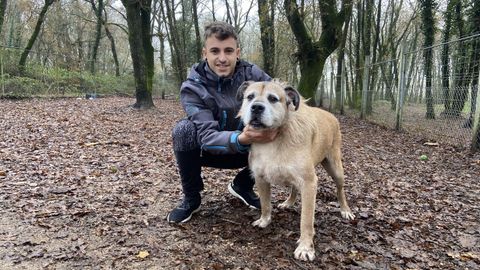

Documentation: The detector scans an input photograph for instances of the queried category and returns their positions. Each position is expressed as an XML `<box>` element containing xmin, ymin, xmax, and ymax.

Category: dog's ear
<box><xmin>285</xmin><ymin>86</ymin><xmax>300</xmax><ymax>111</ymax></box>
<box><xmin>236</xmin><ymin>81</ymin><xmax>253</xmax><ymax>101</ymax></box>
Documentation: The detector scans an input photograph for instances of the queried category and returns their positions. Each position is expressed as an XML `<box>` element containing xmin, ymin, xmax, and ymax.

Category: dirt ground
<box><xmin>0</xmin><ymin>97</ymin><xmax>479</xmax><ymax>270</ymax></box>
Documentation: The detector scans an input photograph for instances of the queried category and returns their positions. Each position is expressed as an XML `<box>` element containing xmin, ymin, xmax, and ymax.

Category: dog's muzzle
<box><xmin>249</xmin><ymin>103</ymin><xmax>266</xmax><ymax>129</ymax></box>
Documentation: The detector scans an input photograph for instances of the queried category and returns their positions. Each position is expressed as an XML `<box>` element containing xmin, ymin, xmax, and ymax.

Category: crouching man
<box><xmin>167</xmin><ymin>21</ymin><xmax>278</xmax><ymax>223</ymax></box>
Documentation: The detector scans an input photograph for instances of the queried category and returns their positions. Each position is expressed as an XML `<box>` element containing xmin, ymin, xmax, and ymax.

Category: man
<box><xmin>167</xmin><ymin>21</ymin><xmax>277</xmax><ymax>223</ymax></box>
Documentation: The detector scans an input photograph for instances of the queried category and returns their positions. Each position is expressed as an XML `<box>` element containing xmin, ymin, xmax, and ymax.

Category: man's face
<box><xmin>203</xmin><ymin>36</ymin><xmax>240</xmax><ymax>78</ymax></box>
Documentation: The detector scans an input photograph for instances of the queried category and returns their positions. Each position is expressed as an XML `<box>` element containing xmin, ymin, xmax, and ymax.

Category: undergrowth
<box><xmin>0</xmin><ymin>63</ymin><xmax>177</xmax><ymax>99</ymax></box>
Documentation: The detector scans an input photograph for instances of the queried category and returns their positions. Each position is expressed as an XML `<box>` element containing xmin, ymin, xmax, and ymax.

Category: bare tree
<box><xmin>372</xmin><ymin>0</ymin><xmax>416</xmax><ymax>110</ymax></box>
<box><xmin>88</xmin><ymin>0</ymin><xmax>104</xmax><ymax>74</ymax></box>
<box><xmin>18</xmin><ymin>0</ymin><xmax>57</xmax><ymax>74</ymax></box>
<box><xmin>363</xmin><ymin>0</ymin><xmax>373</xmax><ymax>114</ymax></box>
<box><xmin>364</xmin><ymin>0</ymin><xmax>383</xmax><ymax>112</ymax></box>
<box><xmin>102</xmin><ymin>5</ymin><xmax>121</xmax><ymax>76</ymax></box>
<box><xmin>450</xmin><ymin>0</ymin><xmax>469</xmax><ymax>116</ymax></box>
<box><xmin>224</xmin><ymin>0</ymin><xmax>255</xmax><ymax>34</ymax></box>
<box><xmin>88</xmin><ymin>0</ymin><xmax>121</xmax><ymax>76</ymax></box>
<box><xmin>162</xmin><ymin>0</ymin><xmax>187</xmax><ymax>86</ymax></box>
<box><xmin>334</xmin><ymin>0</ymin><xmax>353</xmax><ymax>112</ymax></box>
<box><xmin>212</xmin><ymin>0</ymin><xmax>218</xmax><ymax>20</ymax></box>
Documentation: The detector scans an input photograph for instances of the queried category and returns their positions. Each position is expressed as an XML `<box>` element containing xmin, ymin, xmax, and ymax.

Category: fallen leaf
<box><xmin>84</xmin><ymin>142</ymin><xmax>100</xmax><ymax>147</ymax></box>
<box><xmin>424</xmin><ymin>142</ymin><xmax>439</xmax><ymax>146</ymax></box>
<box><xmin>136</xmin><ymin>250</ymin><xmax>149</xmax><ymax>259</ymax></box>
<box><xmin>399</xmin><ymin>248</ymin><xmax>416</xmax><ymax>259</ymax></box>
<box><xmin>459</xmin><ymin>234</ymin><xmax>477</xmax><ymax>248</ymax></box>
<box><xmin>460</xmin><ymin>252</ymin><xmax>479</xmax><ymax>261</ymax></box>
<box><xmin>448</xmin><ymin>252</ymin><xmax>480</xmax><ymax>261</ymax></box>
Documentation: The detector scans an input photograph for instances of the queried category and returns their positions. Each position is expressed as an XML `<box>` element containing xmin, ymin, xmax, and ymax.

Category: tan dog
<box><xmin>237</xmin><ymin>80</ymin><xmax>355</xmax><ymax>261</ymax></box>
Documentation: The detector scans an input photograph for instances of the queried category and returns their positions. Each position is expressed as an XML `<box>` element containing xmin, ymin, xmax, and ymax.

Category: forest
<box><xmin>0</xmin><ymin>0</ymin><xmax>479</xmax><ymax>269</ymax></box>
<box><xmin>0</xmin><ymin>0</ymin><xmax>479</xmax><ymax>149</ymax></box>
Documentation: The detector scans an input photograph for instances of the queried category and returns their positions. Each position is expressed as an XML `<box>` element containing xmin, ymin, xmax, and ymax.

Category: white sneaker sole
<box><xmin>167</xmin><ymin>206</ymin><xmax>201</xmax><ymax>223</ymax></box>
<box><xmin>228</xmin><ymin>183</ymin><xmax>259</xmax><ymax>209</ymax></box>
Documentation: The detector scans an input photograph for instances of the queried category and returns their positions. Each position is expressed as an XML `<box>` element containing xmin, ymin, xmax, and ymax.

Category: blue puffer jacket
<box><xmin>180</xmin><ymin>60</ymin><xmax>271</xmax><ymax>155</ymax></box>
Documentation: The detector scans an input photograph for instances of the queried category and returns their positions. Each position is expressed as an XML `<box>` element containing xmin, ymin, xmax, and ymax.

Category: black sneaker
<box><xmin>228</xmin><ymin>182</ymin><xmax>261</xmax><ymax>209</ymax></box>
<box><xmin>166</xmin><ymin>196</ymin><xmax>201</xmax><ymax>223</ymax></box>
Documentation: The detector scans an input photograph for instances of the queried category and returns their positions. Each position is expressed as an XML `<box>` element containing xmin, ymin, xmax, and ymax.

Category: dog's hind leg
<box><xmin>278</xmin><ymin>186</ymin><xmax>297</xmax><ymax>209</ymax></box>
<box><xmin>321</xmin><ymin>152</ymin><xmax>355</xmax><ymax>220</ymax></box>
<box><xmin>252</xmin><ymin>179</ymin><xmax>272</xmax><ymax>228</ymax></box>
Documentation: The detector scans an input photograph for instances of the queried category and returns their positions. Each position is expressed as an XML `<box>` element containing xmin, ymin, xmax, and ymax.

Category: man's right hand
<box><xmin>238</xmin><ymin>125</ymin><xmax>279</xmax><ymax>145</ymax></box>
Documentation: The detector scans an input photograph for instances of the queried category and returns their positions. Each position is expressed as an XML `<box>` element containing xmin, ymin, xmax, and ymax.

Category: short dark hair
<box><xmin>204</xmin><ymin>21</ymin><xmax>238</xmax><ymax>45</ymax></box>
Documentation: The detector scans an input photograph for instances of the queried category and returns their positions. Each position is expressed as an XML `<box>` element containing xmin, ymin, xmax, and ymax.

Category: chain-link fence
<box><xmin>318</xmin><ymin>34</ymin><xmax>480</xmax><ymax>151</ymax></box>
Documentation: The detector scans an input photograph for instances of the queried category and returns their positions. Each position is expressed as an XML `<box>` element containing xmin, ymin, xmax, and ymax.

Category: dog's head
<box><xmin>236</xmin><ymin>80</ymin><xmax>300</xmax><ymax>129</ymax></box>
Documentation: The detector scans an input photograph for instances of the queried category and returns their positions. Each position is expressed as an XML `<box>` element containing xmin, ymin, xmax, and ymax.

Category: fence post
<box><xmin>340</xmin><ymin>62</ymin><xmax>346</xmax><ymax>115</ymax></box>
<box><xmin>0</xmin><ymin>47</ymin><xmax>4</xmax><ymax>96</ymax></box>
<box><xmin>360</xmin><ymin>55</ymin><xmax>371</xmax><ymax>119</ymax></box>
<box><xmin>395</xmin><ymin>42</ymin><xmax>407</xmax><ymax>131</ymax></box>
<box><xmin>471</xmin><ymin>72</ymin><xmax>480</xmax><ymax>152</ymax></box>
<box><xmin>319</xmin><ymin>75</ymin><xmax>325</xmax><ymax>107</ymax></box>
<box><xmin>329</xmin><ymin>69</ymin><xmax>334</xmax><ymax>111</ymax></box>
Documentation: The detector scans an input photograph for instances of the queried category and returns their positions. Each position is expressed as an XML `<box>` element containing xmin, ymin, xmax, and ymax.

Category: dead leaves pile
<box><xmin>0</xmin><ymin>97</ymin><xmax>479</xmax><ymax>269</ymax></box>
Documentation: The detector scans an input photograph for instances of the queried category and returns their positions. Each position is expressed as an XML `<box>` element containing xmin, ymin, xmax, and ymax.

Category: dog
<box><xmin>236</xmin><ymin>80</ymin><xmax>355</xmax><ymax>261</ymax></box>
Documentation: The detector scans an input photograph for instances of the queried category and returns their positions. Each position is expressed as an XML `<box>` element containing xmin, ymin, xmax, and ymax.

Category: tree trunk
<box><xmin>258</xmin><ymin>0</ymin><xmax>275</xmax><ymax>76</ymax></box>
<box><xmin>364</xmin><ymin>0</ymin><xmax>373</xmax><ymax>114</ymax></box>
<box><xmin>420</xmin><ymin>0</ymin><xmax>436</xmax><ymax>119</ymax></box>
<box><xmin>164</xmin><ymin>0</ymin><xmax>186</xmax><ymax>86</ymax></box>
<box><xmin>0</xmin><ymin>0</ymin><xmax>7</xmax><ymax>36</ymax></box>
<box><xmin>87</xmin><ymin>1</ymin><xmax>120</xmax><ymax>76</ymax></box>
<box><xmin>154</xmin><ymin>0</ymin><xmax>167</xmax><ymax>98</ymax></box>
<box><xmin>405</xmin><ymin>26</ymin><xmax>420</xmax><ymax>100</ymax></box>
<box><xmin>104</xmin><ymin>22</ymin><xmax>121</xmax><ymax>77</ymax></box>
<box><xmin>18</xmin><ymin>0</ymin><xmax>56</xmax><ymax>74</ymax></box>
<box><xmin>192</xmin><ymin>0</ymin><xmax>202</xmax><ymax>61</ymax></box>
<box><xmin>441</xmin><ymin>0</ymin><xmax>454</xmax><ymax>114</ymax></box>
<box><xmin>465</xmin><ymin>0</ymin><xmax>480</xmax><ymax>129</ymax></box>
<box><xmin>210</xmin><ymin>0</ymin><xmax>216</xmax><ymax>21</ymax></box>
<box><xmin>450</xmin><ymin>1</ymin><xmax>468</xmax><ymax>116</ymax></box>
<box><xmin>387</xmin><ymin>0</ymin><xmax>400</xmax><ymax>111</ymax></box>
<box><xmin>122</xmin><ymin>0</ymin><xmax>155</xmax><ymax>109</ymax></box>
<box><xmin>334</xmin><ymin>1</ymin><xmax>352</xmax><ymax>110</ymax></box>
<box><xmin>89</xmin><ymin>0</ymin><xmax>103</xmax><ymax>74</ymax></box>
<box><xmin>366</xmin><ymin>0</ymin><xmax>382</xmax><ymax>108</ymax></box>
<box><xmin>284</xmin><ymin>0</ymin><xmax>353</xmax><ymax>101</ymax></box>
<box><xmin>353</xmin><ymin>0</ymin><xmax>363</xmax><ymax>108</ymax></box>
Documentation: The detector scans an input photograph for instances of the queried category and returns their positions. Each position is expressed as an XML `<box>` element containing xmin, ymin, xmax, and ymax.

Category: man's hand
<box><xmin>238</xmin><ymin>125</ymin><xmax>279</xmax><ymax>145</ymax></box>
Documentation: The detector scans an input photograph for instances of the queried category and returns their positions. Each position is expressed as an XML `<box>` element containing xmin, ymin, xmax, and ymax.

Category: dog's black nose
<box><xmin>251</xmin><ymin>104</ymin><xmax>265</xmax><ymax>114</ymax></box>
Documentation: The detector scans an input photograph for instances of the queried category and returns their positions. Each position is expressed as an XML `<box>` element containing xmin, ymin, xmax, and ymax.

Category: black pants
<box><xmin>172</xmin><ymin>119</ymin><xmax>254</xmax><ymax>197</ymax></box>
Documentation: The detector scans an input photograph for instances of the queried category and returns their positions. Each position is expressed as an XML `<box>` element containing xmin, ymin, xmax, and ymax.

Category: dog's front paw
<box><xmin>252</xmin><ymin>217</ymin><xmax>271</xmax><ymax>228</ymax></box>
<box><xmin>294</xmin><ymin>242</ymin><xmax>315</xmax><ymax>261</ymax></box>
<box><xmin>340</xmin><ymin>209</ymin><xmax>355</xmax><ymax>220</ymax></box>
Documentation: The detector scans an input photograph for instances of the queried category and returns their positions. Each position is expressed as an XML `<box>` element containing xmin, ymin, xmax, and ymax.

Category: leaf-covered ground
<box><xmin>0</xmin><ymin>97</ymin><xmax>479</xmax><ymax>269</ymax></box>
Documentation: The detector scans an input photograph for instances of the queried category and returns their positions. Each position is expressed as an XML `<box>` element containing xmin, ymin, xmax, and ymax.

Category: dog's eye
<box><xmin>247</xmin><ymin>94</ymin><xmax>255</xmax><ymax>101</ymax></box>
<box><xmin>268</xmin><ymin>95</ymin><xmax>279</xmax><ymax>103</ymax></box>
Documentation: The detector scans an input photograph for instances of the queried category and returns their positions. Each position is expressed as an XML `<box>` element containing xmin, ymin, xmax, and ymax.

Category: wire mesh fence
<box><xmin>318</xmin><ymin>34</ymin><xmax>480</xmax><ymax>151</ymax></box>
